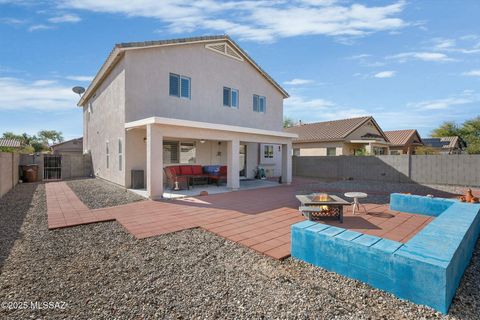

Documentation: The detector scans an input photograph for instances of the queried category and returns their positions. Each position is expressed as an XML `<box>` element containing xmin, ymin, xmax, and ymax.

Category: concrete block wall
<box><xmin>19</xmin><ymin>153</ymin><xmax>93</xmax><ymax>181</ymax></box>
<box><xmin>291</xmin><ymin>195</ymin><xmax>480</xmax><ymax>313</ymax></box>
<box><xmin>293</xmin><ymin>155</ymin><xmax>480</xmax><ymax>186</ymax></box>
<box><xmin>0</xmin><ymin>152</ymin><xmax>20</xmax><ymax>198</ymax></box>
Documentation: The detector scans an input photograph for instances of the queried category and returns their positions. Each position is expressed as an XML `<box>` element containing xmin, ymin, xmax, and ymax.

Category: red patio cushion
<box><xmin>180</xmin><ymin>165</ymin><xmax>193</xmax><ymax>175</ymax></box>
<box><xmin>192</xmin><ymin>165</ymin><xmax>203</xmax><ymax>175</ymax></box>
<box><xmin>168</xmin><ymin>166</ymin><xmax>181</xmax><ymax>176</ymax></box>
<box><xmin>219</xmin><ymin>166</ymin><xmax>227</xmax><ymax>175</ymax></box>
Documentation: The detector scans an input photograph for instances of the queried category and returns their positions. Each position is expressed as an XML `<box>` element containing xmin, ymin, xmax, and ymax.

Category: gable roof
<box><xmin>384</xmin><ymin>129</ymin><xmax>423</xmax><ymax>147</ymax></box>
<box><xmin>423</xmin><ymin>136</ymin><xmax>465</xmax><ymax>149</ymax></box>
<box><xmin>78</xmin><ymin>35</ymin><xmax>289</xmax><ymax>106</ymax></box>
<box><xmin>284</xmin><ymin>116</ymin><xmax>389</xmax><ymax>143</ymax></box>
<box><xmin>0</xmin><ymin>138</ymin><xmax>22</xmax><ymax>148</ymax></box>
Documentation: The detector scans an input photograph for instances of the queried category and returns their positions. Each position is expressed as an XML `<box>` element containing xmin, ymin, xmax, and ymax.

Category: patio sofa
<box><xmin>164</xmin><ymin>165</ymin><xmax>227</xmax><ymax>189</ymax></box>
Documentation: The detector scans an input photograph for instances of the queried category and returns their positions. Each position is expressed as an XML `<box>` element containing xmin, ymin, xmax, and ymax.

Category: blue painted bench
<box><xmin>291</xmin><ymin>194</ymin><xmax>480</xmax><ymax>313</ymax></box>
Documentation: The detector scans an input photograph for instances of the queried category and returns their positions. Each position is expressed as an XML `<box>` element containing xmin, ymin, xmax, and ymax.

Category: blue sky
<box><xmin>0</xmin><ymin>0</ymin><xmax>479</xmax><ymax>140</ymax></box>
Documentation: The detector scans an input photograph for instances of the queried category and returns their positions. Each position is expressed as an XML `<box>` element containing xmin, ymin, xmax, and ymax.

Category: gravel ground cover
<box><xmin>0</xmin><ymin>180</ymin><xmax>479</xmax><ymax>319</ymax></box>
<box><xmin>66</xmin><ymin>178</ymin><xmax>145</xmax><ymax>209</ymax></box>
<box><xmin>297</xmin><ymin>179</ymin><xmax>464</xmax><ymax>204</ymax></box>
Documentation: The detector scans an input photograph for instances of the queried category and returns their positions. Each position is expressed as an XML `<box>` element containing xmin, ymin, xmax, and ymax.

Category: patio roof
<box><xmin>125</xmin><ymin>116</ymin><xmax>298</xmax><ymax>139</ymax></box>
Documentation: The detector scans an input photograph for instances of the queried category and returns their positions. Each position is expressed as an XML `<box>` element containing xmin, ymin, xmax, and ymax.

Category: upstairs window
<box><xmin>253</xmin><ymin>94</ymin><xmax>266</xmax><ymax>113</ymax></box>
<box><xmin>169</xmin><ymin>73</ymin><xmax>191</xmax><ymax>99</ymax></box>
<box><xmin>223</xmin><ymin>87</ymin><xmax>239</xmax><ymax>108</ymax></box>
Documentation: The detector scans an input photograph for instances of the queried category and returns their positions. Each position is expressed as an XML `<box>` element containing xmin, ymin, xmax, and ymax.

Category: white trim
<box><xmin>348</xmin><ymin>140</ymin><xmax>391</xmax><ymax>145</ymax></box>
<box><xmin>205</xmin><ymin>42</ymin><xmax>244</xmax><ymax>61</ymax></box>
<box><xmin>125</xmin><ymin>117</ymin><xmax>298</xmax><ymax>139</ymax></box>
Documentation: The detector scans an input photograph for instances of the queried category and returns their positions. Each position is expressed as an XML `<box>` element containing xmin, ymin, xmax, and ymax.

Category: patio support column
<box><xmin>146</xmin><ymin>124</ymin><xmax>163</xmax><ymax>200</ymax></box>
<box><xmin>281</xmin><ymin>142</ymin><xmax>292</xmax><ymax>184</ymax></box>
<box><xmin>227</xmin><ymin>139</ymin><xmax>240</xmax><ymax>190</ymax></box>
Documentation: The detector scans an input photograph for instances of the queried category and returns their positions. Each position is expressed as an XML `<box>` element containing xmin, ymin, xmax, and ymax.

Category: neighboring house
<box><xmin>285</xmin><ymin>116</ymin><xmax>390</xmax><ymax>156</ymax></box>
<box><xmin>0</xmin><ymin>138</ymin><xmax>22</xmax><ymax>149</ymax></box>
<box><xmin>422</xmin><ymin>136</ymin><xmax>467</xmax><ymax>154</ymax></box>
<box><xmin>50</xmin><ymin>138</ymin><xmax>83</xmax><ymax>155</ymax></box>
<box><xmin>384</xmin><ymin>129</ymin><xmax>423</xmax><ymax>155</ymax></box>
<box><xmin>78</xmin><ymin>35</ymin><xmax>296</xmax><ymax>199</ymax></box>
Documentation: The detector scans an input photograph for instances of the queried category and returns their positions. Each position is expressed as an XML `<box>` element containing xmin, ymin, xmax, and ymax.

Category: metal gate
<box><xmin>43</xmin><ymin>155</ymin><xmax>62</xmax><ymax>180</ymax></box>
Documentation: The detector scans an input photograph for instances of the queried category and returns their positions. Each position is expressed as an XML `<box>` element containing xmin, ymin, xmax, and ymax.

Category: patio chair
<box><xmin>164</xmin><ymin>166</ymin><xmax>189</xmax><ymax>190</ymax></box>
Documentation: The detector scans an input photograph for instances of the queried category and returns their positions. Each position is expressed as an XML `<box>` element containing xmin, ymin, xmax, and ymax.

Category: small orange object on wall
<box><xmin>459</xmin><ymin>189</ymin><xmax>479</xmax><ymax>203</ymax></box>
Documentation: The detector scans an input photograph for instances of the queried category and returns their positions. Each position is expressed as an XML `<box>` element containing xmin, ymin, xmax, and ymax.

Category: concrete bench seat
<box><xmin>291</xmin><ymin>194</ymin><xmax>480</xmax><ymax>313</ymax></box>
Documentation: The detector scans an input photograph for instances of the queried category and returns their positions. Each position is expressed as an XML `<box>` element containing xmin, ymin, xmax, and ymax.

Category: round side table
<box><xmin>344</xmin><ymin>192</ymin><xmax>368</xmax><ymax>215</ymax></box>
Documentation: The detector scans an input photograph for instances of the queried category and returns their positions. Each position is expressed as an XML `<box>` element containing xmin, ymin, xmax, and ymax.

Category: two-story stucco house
<box><xmin>77</xmin><ymin>35</ymin><xmax>296</xmax><ymax>199</ymax></box>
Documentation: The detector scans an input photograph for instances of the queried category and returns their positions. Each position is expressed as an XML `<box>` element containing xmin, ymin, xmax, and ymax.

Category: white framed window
<box><xmin>169</xmin><ymin>73</ymin><xmax>191</xmax><ymax>99</ymax></box>
<box><xmin>163</xmin><ymin>141</ymin><xmax>197</xmax><ymax>164</ymax></box>
<box><xmin>253</xmin><ymin>94</ymin><xmax>266</xmax><ymax>113</ymax></box>
<box><xmin>180</xmin><ymin>142</ymin><xmax>196</xmax><ymax>164</ymax></box>
<box><xmin>264</xmin><ymin>145</ymin><xmax>274</xmax><ymax>158</ymax></box>
<box><xmin>326</xmin><ymin>147</ymin><xmax>336</xmax><ymax>156</ymax></box>
<box><xmin>223</xmin><ymin>87</ymin><xmax>239</xmax><ymax>108</ymax></box>
<box><xmin>118</xmin><ymin>138</ymin><xmax>123</xmax><ymax>171</ymax></box>
<box><xmin>106</xmin><ymin>141</ymin><xmax>110</xmax><ymax>169</ymax></box>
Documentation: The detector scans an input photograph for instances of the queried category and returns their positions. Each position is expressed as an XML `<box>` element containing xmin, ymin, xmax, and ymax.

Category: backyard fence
<box><xmin>0</xmin><ymin>152</ymin><xmax>20</xmax><ymax>198</ymax></box>
<box><xmin>293</xmin><ymin>154</ymin><xmax>480</xmax><ymax>187</ymax></box>
<box><xmin>20</xmin><ymin>153</ymin><xmax>93</xmax><ymax>182</ymax></box>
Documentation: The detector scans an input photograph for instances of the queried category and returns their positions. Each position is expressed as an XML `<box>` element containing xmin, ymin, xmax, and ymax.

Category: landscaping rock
<box><xmin>66</xmin><ymin>178</ymin><xmax>145</xmax><ymax>209</ymax></box>
<box><xmin>0</xmin><ymin>180</ymin><xmax>479</xmax><ymax>319</ymax></box>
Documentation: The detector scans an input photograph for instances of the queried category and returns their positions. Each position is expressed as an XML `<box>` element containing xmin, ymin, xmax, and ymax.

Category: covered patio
<box><xmin>124</xmin><ymin>117</ymin><xmax>296</xmax><ymax>199</ymax></box>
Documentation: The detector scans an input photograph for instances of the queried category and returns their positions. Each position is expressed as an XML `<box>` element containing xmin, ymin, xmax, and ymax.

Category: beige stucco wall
<box><xmin>0</xmin><ymin>152</ymin><xmax>19</xmax><ymax>198</ymax></box>
<box><xmin>123</xmin><ymin>42</ymin><xmax>284</xmax><ymax>131</ymax></box>
<box><xmin>83</xmin><ymin>59</ymin><xmax>126</xmax><ymax>186</ymax></box>
<box><xmin>293</xmin><ymin>141</ymin><xmax>345</xmax><ymax>156</ymax></box>
<box><xmin>52</xmin><ymin>139</ymin><xmax>83</xmax><ymax>154</ymax></box>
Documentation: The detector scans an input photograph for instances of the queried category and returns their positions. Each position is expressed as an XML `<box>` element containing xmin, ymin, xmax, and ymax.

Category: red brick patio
<box><xmin>46</xmin><ymin>181</ymin><xmax>434</xmax><ymax>260</ymax></box>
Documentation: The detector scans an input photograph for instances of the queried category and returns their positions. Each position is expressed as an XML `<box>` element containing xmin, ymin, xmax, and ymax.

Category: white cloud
<box><xmin>66</xmin><ymin>75</ymin><xmax>94</xmax><ymax>81</ymax></box>
<box><xmin>284</xmin><ymin>78</ymin><xmax>314</xmax><ymax>86</ymax></box>
<box><xmin>462</xmin><ymin>70</ymin><xmax>480</xmax><ymax>77</ymax></box>
<box><xmin>48</xmin><ymin>14</ymin><xmax>81</xmax><ymax>23</ymax></box>
<box><xmin>408</xmin><ymin>91</ymin><xmax>477</xmax><ymax>110</ymax></box>
<box><xmin>374</xmin><ymin>70</ymin><xmax>396</xmax><ymax>78</ymax></box>
<box><xmin>28</xmin><ymin>24</ymin><xmax>54</xmax><ymax>32</ymax></box>
<box><xmin>387</xmin><ymin>51</ymin><xmax>454</xmax><ymax>62</ymax></box>
<box><xmin>0</xmin><ymin>77</ymin><xmax>77</xmax><ymax>110</ymax></box>
<box><xmin>0</xmin><ymin>17</ymin><xmax>27</xmax><ymax>25</ymax></box>
<box><xmin>430</xmin><ymin>36</ymin><xmax>480</xmax><ymax>54</ymax></box>
<box><xmin>60</xmin><ymin>0</ymin><xmax>409</xmax><ymax>42</ymax></box>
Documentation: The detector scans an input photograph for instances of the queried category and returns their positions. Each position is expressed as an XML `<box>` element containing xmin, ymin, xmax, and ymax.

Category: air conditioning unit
<box><xmin>131</xmin><ymin>170</ymin><xmax>145</xmax><ymax>189</ymax></box>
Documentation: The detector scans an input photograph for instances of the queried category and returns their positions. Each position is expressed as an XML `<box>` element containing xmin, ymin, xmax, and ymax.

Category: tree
<box><xmin>1</xmin><ymin>130</ymin><xmax>64</xmax><ymax>153</ymax></box>
<box><xmin>283</xmin><ymin>117</ymin><xmax>295</xmax><ymax>128</ymax></box>
<box><xmin>431</xmin><ymin>121</ymin><xmax>460</xmax><ymax>137</ymax></box>
<box><xmin>430</xmin><ymin>116</ymin><xmax>480</xmax><ymax>154</ymax></box>
<box><xmin>38</xmin><ymin>130</ymin><xmax>64</xmax><ymax>146</ymax></box>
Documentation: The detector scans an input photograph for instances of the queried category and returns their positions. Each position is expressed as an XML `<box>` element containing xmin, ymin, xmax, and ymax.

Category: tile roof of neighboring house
<box><xmin>0</xmin><ymin>138</ymin><xmax>22</xmax><ymax>148</ymax></box>
<box><xmin>78</xmin><ymin>35</ymin><xmax>288</xmax><ymax>106</ymax></box>
<box><xmin>423</xmin><ymin>136</ymin><xmax>462</xmax><ymax>149</ymax></box>
<box><xmin>384</xmin><ymin>129</ymin><xmax>423</xmax><ymax>147</ymax></box>
<box><xmin>284</xmin><ymin>116</ymin><xmax>389</xmax><ymax>143</ymax></box>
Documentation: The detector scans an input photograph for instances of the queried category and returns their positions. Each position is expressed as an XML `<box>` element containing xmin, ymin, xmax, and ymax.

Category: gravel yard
<box><xmin>66</xmin><ymin>178</ymin><xmax>145</xmax><ymax>209</ymax></box>
<box><xmin>0</xmin><ymin>180</ymin><xmax>479</xmax><ymax>319</ymax></box>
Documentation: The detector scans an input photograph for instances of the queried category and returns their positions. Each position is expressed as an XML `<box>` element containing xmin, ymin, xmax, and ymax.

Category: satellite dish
<box><xmin>72</xmin><ymin>86</ymin><xmax>86</xmax><ymax>96</ymax></box>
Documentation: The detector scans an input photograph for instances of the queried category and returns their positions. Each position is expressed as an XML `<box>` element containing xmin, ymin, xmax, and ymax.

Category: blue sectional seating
<box><xmin>291</xmin><ymin>194</ymin><xmax>480</xmax><ymax>313</ymax></box>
